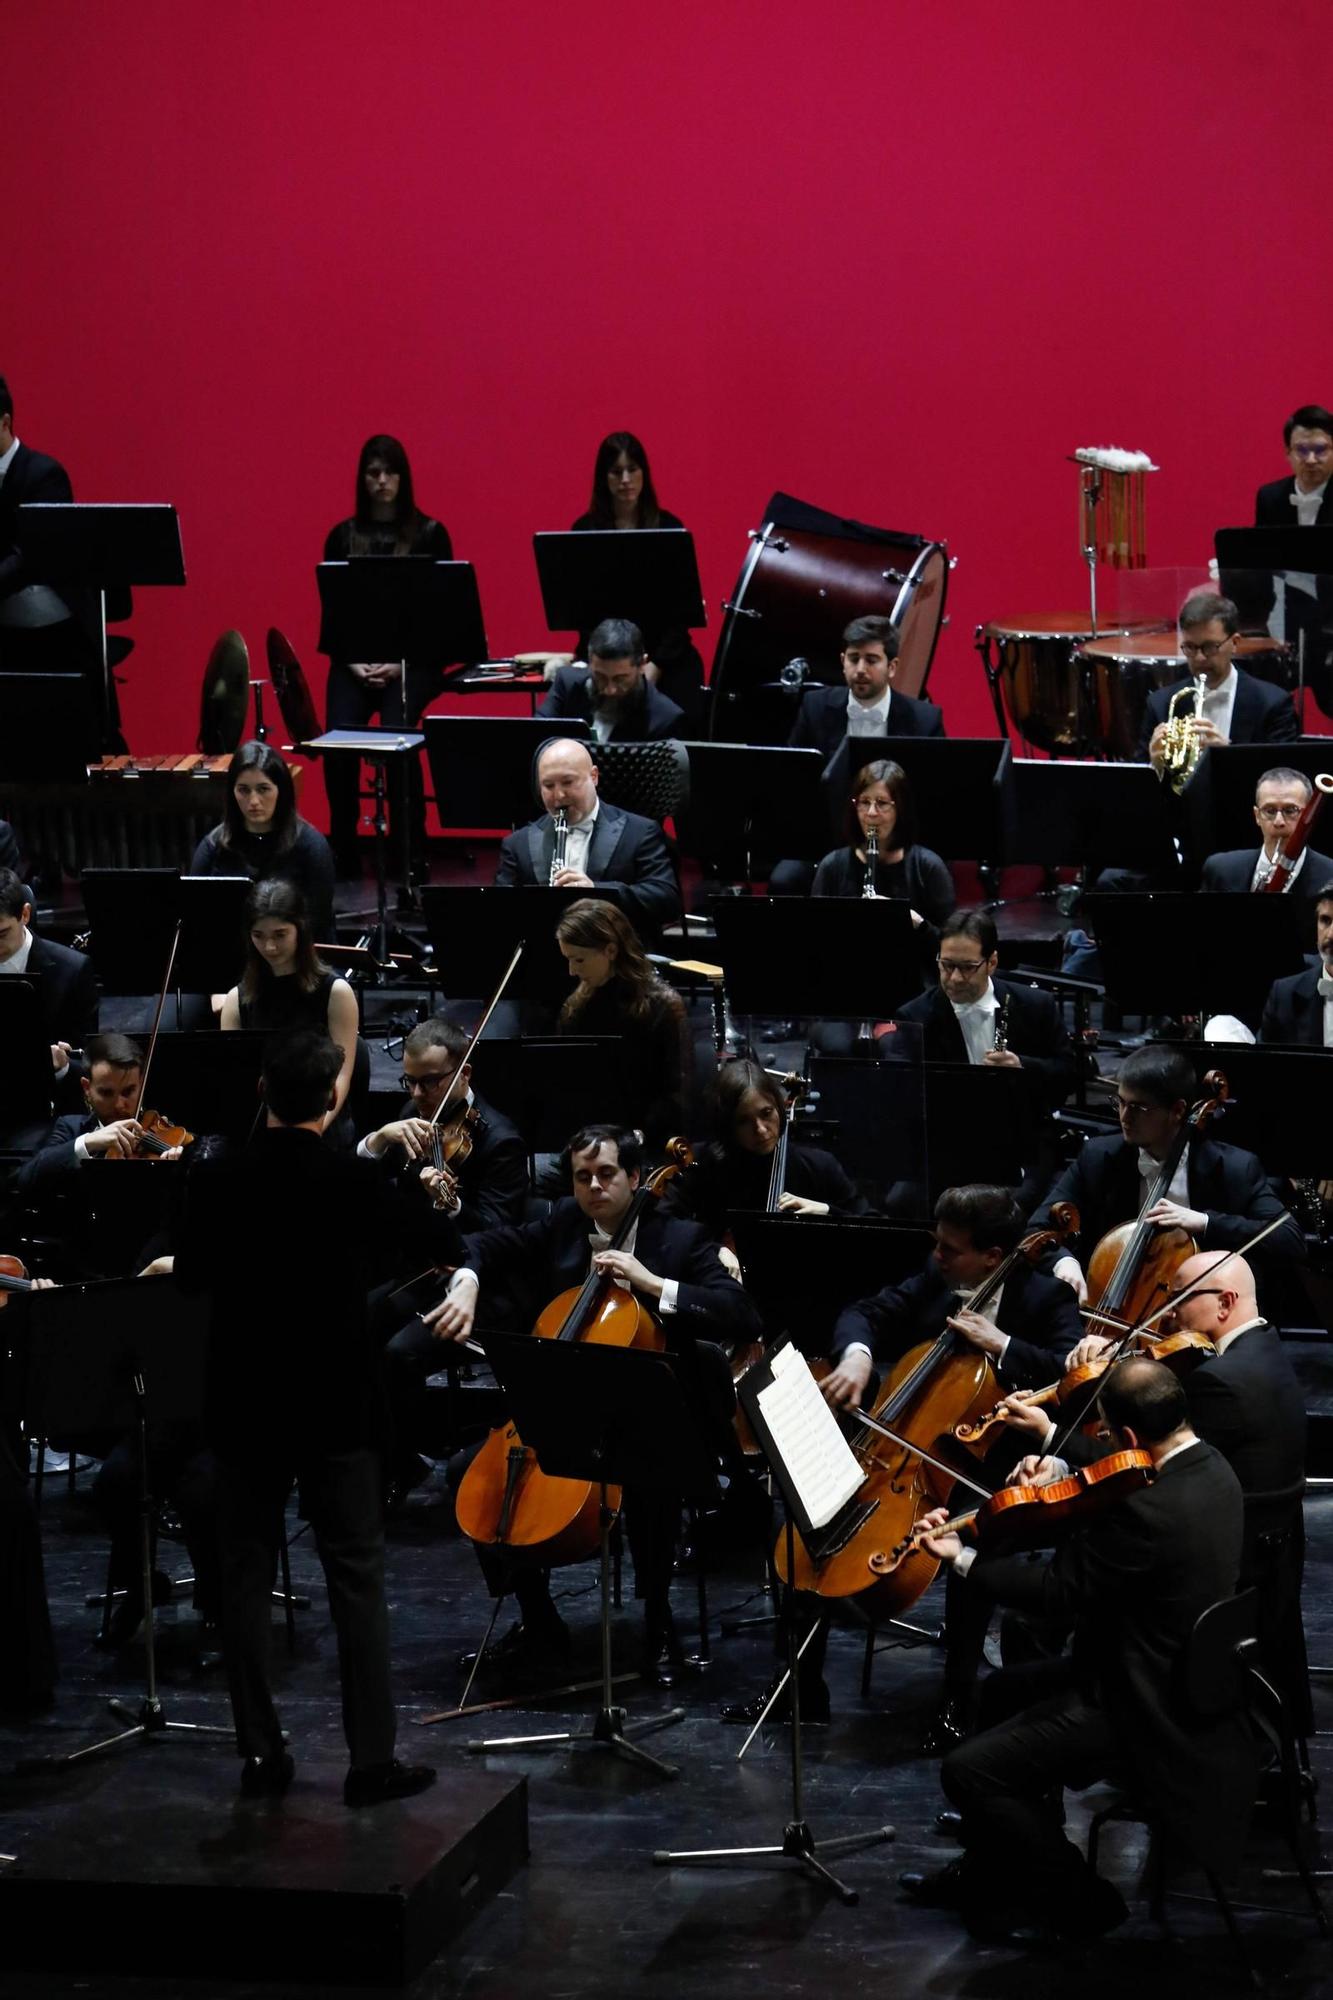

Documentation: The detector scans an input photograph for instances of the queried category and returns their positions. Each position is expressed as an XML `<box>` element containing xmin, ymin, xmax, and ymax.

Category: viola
<box><xmin>867</xmin><ymin>1448</ymin><xmax>1155</xmax><ymax>1579</ymax></box>
<box><xmin>453</xmin><ymin>1140</ymin><xmax>694</xmax><ymax>1567</ymax></box>
<box><xmin>0</xmin><ymin>1253</ymin><xmax>34</xmax><ymax>1306</ymax></box>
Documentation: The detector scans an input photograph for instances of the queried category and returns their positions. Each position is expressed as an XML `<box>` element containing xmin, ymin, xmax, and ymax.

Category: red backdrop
<box><xmin>5</xmin><ymin>0</ymin><xmax>1331</xmax><ymax>812</ymax></box>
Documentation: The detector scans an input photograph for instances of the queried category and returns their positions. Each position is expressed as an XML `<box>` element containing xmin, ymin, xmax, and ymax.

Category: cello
<box><xmin>773</xmin><ymin>1214</ymin><xmax>1079</xmax><ymax>1618</ymax></box>
<box><xmin>453</xmin><ymin>1140</ymin><xmax>694</xmax><ymax>1567</ymax></box>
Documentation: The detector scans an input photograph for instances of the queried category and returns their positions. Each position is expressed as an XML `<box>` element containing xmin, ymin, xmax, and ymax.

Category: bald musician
<box><xmin>494</xmin><ymin>737</ymin><xmax>681</xmax><ymax>935</ymax></box>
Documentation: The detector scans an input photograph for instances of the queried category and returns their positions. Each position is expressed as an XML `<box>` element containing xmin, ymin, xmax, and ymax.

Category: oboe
<box><xmin>549</xmin><ymin>808</ymin><xmax>569</xmax><ymax>885</ymax></box>
<box><xmin>861</xmin><ymin>830</ymin><xmax>879</xmax><ymax>899</ymax></box>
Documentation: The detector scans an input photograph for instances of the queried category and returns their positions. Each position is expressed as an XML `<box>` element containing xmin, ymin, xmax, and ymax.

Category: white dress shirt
<box><xmin>1200</xmin><ymin>666</ymin><xmax>1238</xmax><ymax>744</ymax></box>
<box><xmin>951</xmin><ymin>980</ymin><xmax>1000</xmax><ymax>1065</ymax></box>
<box><xmin>0</xmin><ymin>924</ymin><xmax>34</xmax><ymax>975</ymax></box>
<box><xmin>562</xmin><ymin>803</ymin><xmax>600</xmax><ymax>877</ymax></box>
<box><xmin>1251</xmin><ymin>846</ymin><xmax>1306</xmax><ymax>893</ymax></box>
<box><xmin>1138</xmin><ymin>1144</ymin><xmax>1192</xmax><ymax>1208</ymax></box>
<box><xmin>846</xmin><ymin>689</ymin><xmax>893</xmax><ymax>738</ymax></box>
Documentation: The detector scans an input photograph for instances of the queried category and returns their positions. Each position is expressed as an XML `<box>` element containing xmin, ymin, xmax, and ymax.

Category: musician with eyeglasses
<box><xmin>1138</xmin><ymin>590</ymin><xmax>1298</xmax><ymax>771</ymax></box>
<box><xmin>1200</xmin><ymin>767</ymin><xmax>1333</xmax><ymax>895</ymax></box>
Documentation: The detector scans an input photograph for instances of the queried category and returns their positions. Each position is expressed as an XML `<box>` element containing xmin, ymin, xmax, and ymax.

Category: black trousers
<box><xmin>941</xmin><ymin>1659</ymin><xmax>1121</xmax><ymax>1921</ymax></box>
<box><xmin>216</xmin><ymin>1447</ymin><xmax>395</xmax><ymax>1766</ymax></box>
<box><xmin>323</xmin><ymin>660</ymin><xmax>437</xmax><ymax>862</ymax></box>
<box><xmin>0</xmin><ymin>1429</ymin><xmax>56</xmax><ymax>1708</ymax></box>
<box><xmin>92</xmin><ymin>1422</ymin><xmax>221</xmax><ymax>1619</ymax></box>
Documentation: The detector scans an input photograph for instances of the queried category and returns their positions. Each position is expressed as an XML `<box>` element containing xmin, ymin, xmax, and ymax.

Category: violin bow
<box><xmin>428</xmin><ymin>942</ymin><xmax>524</xmax><ymax>1132</ymax></box>
<box><xmin>134</xmin><ymin>919</ymin><xmax>184</xmax><ymax>1121</ymax></box>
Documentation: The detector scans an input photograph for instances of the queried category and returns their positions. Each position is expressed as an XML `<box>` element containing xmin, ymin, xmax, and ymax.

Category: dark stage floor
<box><xmin>2</xmin><ymin>1467</ymin><xmax>1330</xmax><ymax>1999</ymax></box>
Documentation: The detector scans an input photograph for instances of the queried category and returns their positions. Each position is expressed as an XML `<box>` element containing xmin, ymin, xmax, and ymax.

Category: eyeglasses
<box><xmin>855</xmin><ymin>798</ymin><xmax>896</xmax><ymax>813</ymax></box>
<box><xmin>937</xmin><ymin>957</ymin><xmax>987</xmax><ymax>977</ymax></box>
<box><xmin>1292</xmin><ymin>444</ymin><xmax>1333</xmax><ymax>461</ymax></box>
<box><xmin>1179</xmin><ymin>639</ymin><xmax>1231</xmax><ymax>659</ymax></box>
<box><xmin>1256</xmin><ymin>803</ymin><xmax>1305</xmax><ymax>821</ymax></box>
<box><xmin>398</xmin><ymin>1069</ymin><xmax>457</xmax><ymax>1093</ymax></box>
<box><xmin>1167</xmin><ymin>1288</ymin><xmax>1226</xmax><ymax>1304</ymax></box>
<box><xmin>1116</xmin><ymin>1096</ymin><xmax>1157</xmax><ymax>1115</ymax></box>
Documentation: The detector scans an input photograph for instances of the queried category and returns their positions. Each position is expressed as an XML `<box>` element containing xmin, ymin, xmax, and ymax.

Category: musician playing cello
<box><xmin>1029</xmin><ymin>1046</ymin><xmax>1304</xmax><ymax>1305</ymax></box>
<box><xmin>903</xmin><ymin>1360</ymin><xmax>1254</xmax><ymax>1947</ymax></box>
<box><xmin>423</xmin><ymin>1123</ymin><xmax>761</xmax><ymax>1685</ymax></box>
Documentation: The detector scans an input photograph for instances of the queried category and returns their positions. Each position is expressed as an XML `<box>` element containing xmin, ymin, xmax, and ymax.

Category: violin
<box><xmin>453</xmin><ymin>1140</ymin><xmax>694</xmax><ymax>1566</ymax></box>
<box><xmin>423</xmin><ymin>944</ymin><xmax>522</xmax><ymax>1212</ymax></box>
<box><xmin>1082</xmin><ymin>1069</ymin><xmax>1229</xmax><ymax>1341</ymax></box>
<box><xmin>773</xmin><ymin>1211</ymin><xmax>1079</xmax><ymax>1617</ymax></box>
<box><xmin>867</xmin><ymin>1448</ymin><xmax>1155</xmax><ymax>1579</ymax></box>
<box><xmin>0</xmin><ymin>1252</ymin><xmax>35</xmax><ymax>1305</ymax></box>
<box><xmin>110</xmin><ymin>921</ymin><xmax>194</xmax><ymax>1161</ymax></box>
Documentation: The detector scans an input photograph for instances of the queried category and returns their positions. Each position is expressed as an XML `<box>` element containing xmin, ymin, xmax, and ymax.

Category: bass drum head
<box><xmin>708</xmin><ymin>500</ymin><xmax>948</xmax><ymax>741</ymax></box>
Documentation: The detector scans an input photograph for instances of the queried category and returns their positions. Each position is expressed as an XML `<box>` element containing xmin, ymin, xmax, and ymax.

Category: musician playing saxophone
<box><xmin>493</xmin><ymin>737</ymin><xmax>681</xmax><ymax>936</ymax></box>
<box><xmin>1139</xmin><ymin>590</ymin><xmax>1298</xmax><ymax>770</ymax></box>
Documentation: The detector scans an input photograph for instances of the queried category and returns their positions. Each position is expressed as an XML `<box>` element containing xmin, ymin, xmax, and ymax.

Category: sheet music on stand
<box><xmin>741</xmin><ymin>1340</ymin><xmax>869</xmax><ymax>1556</ymax></box>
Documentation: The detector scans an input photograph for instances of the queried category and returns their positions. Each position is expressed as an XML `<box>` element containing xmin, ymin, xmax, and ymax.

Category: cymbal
<box><xmin>197</xmin><ymin>630</ymin><xmax>250</xmax><ymax>754</ymax></box>
<box><xmin>266</xmin><ymin>628</ymin><xmax>321</xmax><ymax>746</ymax></box>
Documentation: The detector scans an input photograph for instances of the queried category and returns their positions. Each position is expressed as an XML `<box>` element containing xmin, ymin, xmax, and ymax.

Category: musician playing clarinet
<box><xmin>494</xmin><ymin>738</ymin><xmax>680</xmax><ymax>936</ymax></box>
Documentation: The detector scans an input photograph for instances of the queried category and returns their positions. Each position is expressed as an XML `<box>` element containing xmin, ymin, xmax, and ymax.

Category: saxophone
<box><xmin>861</xmin><ymin>829</ymin><xmax>879</xmax><ymax>898</ymax></box>
<box><xmin>1157</xmin><ymin>672</ymin><xmax>1207</xmax><ymax>794</ymax></box>
<box><xmin>549</xmin><ymin>807</ymin><xmax>569</xmax><ymax>885</ymax></box>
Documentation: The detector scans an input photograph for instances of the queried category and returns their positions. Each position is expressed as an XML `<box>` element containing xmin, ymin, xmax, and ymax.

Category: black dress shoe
<box><xmin>935</xmin><ymin>1808</ymin><xmax>963</xmax><ymax>1834</ymax></box>
<box><xmin>344</xmin><ymin>1758</ymin><xmax>436</xmax><ymax>1808</ymax></box>
<box><xmin>385</xmin><ymin>1454</ymin><xmax>433</xmax><ymax>1516</ymax></box>
<box><xmin>99</xmin><ymin>1569</ymin><xmax>176</xmax><ymax>1649</ymax></box>
<box><xmin>457</xmin><ymin>1620</ymin><xmax>570</xmax><ymax>1678</ymax></box>
<box><xmin>899</xmin><ymin>1855</ymin><xmax>968</xmax><ymax>1908</ymax></box>
<box><xmin>920</xmin><ymin>1697</ymin><xmax>969</xmax><ymax>1754</ymax></box>
<box><xmin>239</xmin><ymin>1750</ymin><xmax>295</xmax><ymax>1798</ymax></box>
<box><xmin>719</xmin><ymin>1675</ymin><xmax>831</xmax><ymax>1727</ymax></box>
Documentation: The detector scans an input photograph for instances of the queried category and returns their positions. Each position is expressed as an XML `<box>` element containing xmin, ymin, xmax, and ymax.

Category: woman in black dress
<box><xmin>662</xmin><ymin>1057</ymin><xmax>870</xmax><ymax>1237</ymax></box>
<box><xmin>320</xmin><ymin>434</ymin><xmax>452</xmax><ymax>873</ymax></box>
<box><xmin>220</xmin><ymin>882</ymin><xmax>359</xmax><ymax>1131</ymax></box>
<box><xmin>191</xmin><ymin>740</ymin><xmax>336</xmax><ymax>943</ymax></box>
<box><xmin>554</xmin><ymin>897</ymin><xmax>688</xmax><ymax>1149</ymax></box>
<box><xmin>571</xmin><ymin>431</ymin><xmax>703</xmax><ymax>720</ymax></box>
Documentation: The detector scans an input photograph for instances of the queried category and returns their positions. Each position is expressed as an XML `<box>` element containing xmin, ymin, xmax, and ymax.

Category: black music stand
<box><xmin>420</xmin><ymin>884</ymin><xmax>632</xmax><ymax>1013</ymax></box>
<box><xmin>79</xmin><ymin>869</ymin><xmax>250</xmax><ymax>1000</ymax></box>
<box><xmin>1083</xmin><ymin>892</ymin><xmax>1306</xmax><ymax>1024</ymax></box>
<box><xmin>1151</xmin><ymin>1042</ymin><xmax>1333</xmax><ymax>1182</ymax></box>
<box><xmin>301</xmin><ymin>727</ymin><xmax>423</xmax><ymax>971</ymax></box>
<box><xmin>315</xmin><ymin>557</ymin><xmax>487</xmax><ymax>666</ymax></box>
<box><xmin>1183</xmin><ymin>742</ymin><xmax>1333</xmax><ymax>869</ymax></box>
<box><xmin>533</xmin><ymin>530</ymin><xmax>705</xmax><ymax>636</ymax></box>
<box><xmin>16</xmin><ymin>504</ymin><xmax>186</xmax><ymax>741</ymax></box>
<box><xmin>707</xmin><ymin>896</ymin><xmax>922</xmax><ymax>1019</ymax></box>
<box><xmin>138</xmin><ymin>1030</ymin><xmax>268</xmax><ymax>1144</ymax></box>
<box><xmin>821</xmin><ymin>737</ymin><xmax>1005</xmax><ymax>864</ymax></box>
<box><xmin>656</xmin><ymin>1338</ymin><xmax>894</xmax><ymax>1901</ymax></box>
<box><xmin>727</xmin><ymin>1214</ymin><xmax>934</xmax><ymax>1353</ymax></box>
<box><xmin>999</xmin><ymin>757</ymin><xmax>1181</xmax><ymax>873</ymax></box>
<box><xmin>677</xmin><ymin>743</ymin><xmax>827</xmax><ymax>877</ymax></box>
<box><xmin>422</xmin><ymin>715</ymin><xmax>591</xmax><ymax>832</ymax></box>
<box><xmin>464</xmin><ymin>1336</ymin><xmax>715</xmax><ymax>1776</ymax></box>
<box><xmin>13</xmin><ymin>1275</ymin><xmax>229</xmax><ymax>1775</ymax></box>
<box><xmin>0</xmin><ymin>674</ymin><xmax>101</xmax><ymax>781</ymax></box>
<box><xmin>809</xmin><ymin>1056</ymin><xmax>1031</xmax><ymax>1206</ymax></box>
<box><xmin>0</xmin><ymin>979</ymin><xmax>58</xmax><ymax>1137</ymax></box>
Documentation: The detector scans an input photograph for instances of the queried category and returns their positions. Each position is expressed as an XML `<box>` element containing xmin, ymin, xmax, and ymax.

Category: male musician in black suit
<box><xmin>1015</xmin><ymin>1251</ymin><xmax>1308</xmax><ymax>1727</ymax></box>
<box><xmin>361</xmin><ymin>1016</ymin><xmax>529</xmax><ymax>1502</ymax></box>
<box><xmin>787</xmin><ymin>615</ymin><xmax>946</xmax><ymax>759</ymax></box>
<box><xmin>0</xmin><ymin>868</ymin><xmax>99</xmax><ymax>1094</ymax></box>
<box><xmin>906</xmin><ymin>1361</ymin><xmax>1253</xmax><ymax>1946</ymax></box>
<box><xmin>1201</xmin><ymin>768</ymin><xmax>1333</xmax><ymax>896</ymax></box>
<box><xmin>1260</xmin><ymin>879</ymin><xmax>1333</xmax><ymax>1043</ymax></box>
<box><xmin>1252</xmin><ymin>403</ymin><xmax>1333</xmax><ymax>714</ymax></box>
<box><xmin>886</xmin><ymin>910</ymin><xmax>1078</xmax><ymax>1112</ymax></box>
<box><xmin>1028</xmin><ymin>1046</ymin><xmax>1305</xmax><ymax>1306</ymax></box>
<box><xmin>812</xmin><ymin>1183</ymin><xmax>1084</xmax><ymax>1746</ymax></box>
<box><xmin>538</xmin><ymin>618</ymin><xmax>684</xmax><ymax>743</ymax></box>
<box><xmin>1136</xmin><ymin>590</ymin><xmax>1298</xmax><ymax>766</ymax></box>
<box><xmin>422</xmin><ymin>1123</ymin><xmax>760</xmax><ymax>1681</ymax></box>
<box><xmin>174</xmin><ymin>1029</ymin><xmax>435</xmax><ymax>1806</ymax></box>
<box><xmin>0</xmin><ymin>376</ymin><xmax>81</xmax><ymax>674</ymax></box>
<box><xmin>494</xmin><ymin>737</ymin><xmax>681</xmax><ymax>936</ymax></box>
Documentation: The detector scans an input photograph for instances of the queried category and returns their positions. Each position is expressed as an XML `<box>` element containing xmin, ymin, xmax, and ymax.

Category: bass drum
<box><xmin>1080</xmin><ymin>631</ymin><xmax>1292</xmax><ymax>760</ymax></box>
<box><xmin>977</xmin><ymin>615</ymin><xmax>1125</xmax><ymax>757</ymax></box>
<box><xmin>708</xmin><ymin>493</ymin><xmax>949</xmax><ymax>742</ymax></box>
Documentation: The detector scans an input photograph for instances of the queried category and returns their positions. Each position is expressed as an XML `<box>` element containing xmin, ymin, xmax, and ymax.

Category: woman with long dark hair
<box><xmin>555</xmin><ymin>897</ymin><xmax>688</xmax><ymax>1147</ymax></box>
<box><xmin>191</xmin><ymin>740</ymin><xmax>336</xmax><ymax>942</ymax></box>
<box><xmin>220</xmin><ymin>881</ymin><xmax>359</xmax><ymax>1130</ymax></box>
<box><xmin>320</xmin><ymin>434</ymin><xmax>452</xmax><ymax>874</ymax></box>
<box><xmin>570</xmin><ymin>431</ymin><xmax>703</xmax><ymax>719</ymax></box>
<box><xmin>660</xmin><ymin>1057</ymin><xmax>870</xmax><ymax>1235</ymax></box>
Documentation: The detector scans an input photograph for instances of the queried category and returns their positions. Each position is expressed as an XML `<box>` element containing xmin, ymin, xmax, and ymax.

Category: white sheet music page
<box><xmin>755</xmin><ymin>1343</ymin><xmax>864</xmax><ymax>1531</ymax></box>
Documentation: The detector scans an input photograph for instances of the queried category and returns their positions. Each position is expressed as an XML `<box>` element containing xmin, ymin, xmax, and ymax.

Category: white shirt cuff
<box><xmin>995</xmin><ymin>1332</ymin><xmax>1010</xmax><ymax>1363</ymax></box>
<box><xmin>355</xmin><ymin>1136</ymin><xmax>374</xmax><ymax>1160</ymax></box>
<box><xmin>952</xmin><ymin>1546</ymin><xmax>976</xmax><ymax>1576</ymax></box>
<box><xmin>1053</xmin><ymin>1255</ymin><xmax>1083</xmax><ymax>1287</ymax></box>
<box><xmin>449</xmin><ymin>1268</ymin><xmax>479</xmax><ymax>1294</ymax></box>
<box><xmin>73</xmin><ymin>1134</ymin><xmax>91</xmax><ymax>1161</ymax></box>
<box><xmin>845</xmin><ymin>1341</ymin><xmax>874</xmax><ymax>1362</ymax></box>
<box><xmin>659</xmin><ymin>1279</ymin><xmax>679</xmax><ymax>1315</ymax></box>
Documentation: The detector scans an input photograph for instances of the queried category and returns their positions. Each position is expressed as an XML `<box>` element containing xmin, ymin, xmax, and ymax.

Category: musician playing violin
<box><xmin>905</xmin><ymin>1360</ymin><xmax>1254</xmax><ymax>1948</ymax></box>
<box><xmin>1030</xmin><ymin>1045</ymin><xmax>1304</xmax><ymax>1305</ymax></box>
<box><xmin>424</xmin><ymin>1124</ymin><xmax>760</xmax><ymax>1684</ymax></box>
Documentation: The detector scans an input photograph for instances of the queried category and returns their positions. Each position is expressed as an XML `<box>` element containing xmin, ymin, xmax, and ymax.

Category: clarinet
<box><xmin>549</xmin><ymin>807</ymin><xmax>569</xmax><ymax>885</ymax></box>
<box><xmin>861</xmin><ymin>830</ymin><xmax>879</xmax><ymax>899</ymax></box>
<box><xmin>993</xmin><ymin>992</ymin><xmax>1012</xmax><ymax>1054</ymax></box>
